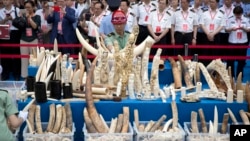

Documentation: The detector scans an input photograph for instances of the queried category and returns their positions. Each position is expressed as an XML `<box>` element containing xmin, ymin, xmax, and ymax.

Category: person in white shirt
<box><xmin>225</xmin><ymin>6</ymin><xmax>250</xmax><ymax>78</ymax></box>
<box><xmin>218</xmin><ymin>0</ymin><xmax>234</xmax><ymax>45</ymax></box>
<box><xmin>87</xmin><ymin>1</ymin><xmax>105</xmax><ymax>44</ymax></box>
<box><xmin>199</xmin><ymin>0</ymin><xmax>225</xmax><ymax>65</ymax></box>
<box><xmin>35</xmin><ymin>0</ymin><xmax>52</xmax><ymax>44</ymax></box>
<box><xmin>129</xmin><ymin>0</ymin><xmax>138</xmax><ymax>17</ymax></box>
<box><xmin>191</xmin><ymin>0</ymin><xmax>204</xmax><ymax>45</ymax></box>
<box><xmin>136</xmin><ymin>0</ymin><xmax>157</xmax><ymax>44</ymax></box>
<box><xmin>147</xmin><ymin>0</ymin><xmax>171</xmax><ymax>56</ymax></box>
<box><xmin>120</xmin><ymin>0</ymin><xmax>137</xmax><ymax>33</ymax></box>
<box><xmin>171</xmin><ymin>0</ymin><xmax>198</xmax><ymax>56</ymax></box>
<box><xmin>75</xmin><ymin>0</ymin><xmax>90</xmax><ymax>18</ymax></box>
<box><xmin>101</xmin><ymin>0</ymin><xmax>111</xmax><ymax>15</ymax></box>
<box><xmin>0</xmin><ymin>0</ymin><xmax>21</xmax><ymax>80</ymax></box>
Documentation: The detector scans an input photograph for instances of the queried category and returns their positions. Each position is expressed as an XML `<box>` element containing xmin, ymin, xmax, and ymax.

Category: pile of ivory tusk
<box><xmin>186</xmin><ymin>105</ymin><xmax>250</xmax><ymax>141</ymax></box>
<box><xmin>187</xmin><ymin>106</ymin><xmax>229</xmax><ymax>141</ymax></box>
<box><xmin>133</xmin><ymin>101</ymin><xmax>184</xmax><ymax>141</ymax></box>
<box><xmin>83</xmin><ymin>106</ymin><xmax>131</xmax><ymax>141</ymax></box>
<box><xmin>24</xmin><ymin>103</ymin><xmax>73</xmax><ymax>141</ymax></box>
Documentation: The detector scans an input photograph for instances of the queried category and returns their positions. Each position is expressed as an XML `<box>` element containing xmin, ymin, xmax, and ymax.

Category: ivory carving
<box><xmin>134</xmin><ymin>57</ymin><xmax>142</xmax><ymax>95</ymax></box>
<box><xmin>108</xmin><ymin>67</ymin><xmax>115</xmax><ymax>85</ymax></box>
<box><xmin>100</xmin><ymin>52</ymin><xmax>109</xmax><ymax>84</ymax></box>
<box><xmin>116</xmin><ymin>79</ymin><xmax>122</xmax><ymax>97</ymax></box>
<box><xmin>168</xmin><ymin>57</ymin><xmax>182</xmax><ymax>89</ymax></box>
<box><xmin>93</xmin><ymin>66</ymin><xmax>101</xmax><ymax>84</ymax></box>
<box><xmin>198</xmin><ymin>63</ymin><xmax>218</xmax><ymax>92</ymax></box>
<box><xmin>141</xmin><ymin>44</ymin><xmax>151</xmax><ymax>89</ymax></box>
<box><xmin>207</xmin><ymin>59</ymin><xmax>232</xmax><ymax>93</ymax></box>
<box><xmin>113</xmin><ymin>40</ymin><xmax>122</xmax><ymax>85</ymax></box>
<box><xmin>150</xmin><ymin>48</ymin><xmax>162</xmax><ymax>97</ymax></box>
<box><xmin>128</xmin><ymin>73</ymin><xmax>136</xmax><ymax>99</ymax></box>
<box><xmin>178</xmin><ymin>55</ymin><xmax>194</xmax><ymax>88</ymax></box>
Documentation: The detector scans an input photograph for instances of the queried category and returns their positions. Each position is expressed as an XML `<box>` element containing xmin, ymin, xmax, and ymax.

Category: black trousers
<box><xmin>227</xmin><ymin>42</ymin><xmax>248</xmax><ymax>78</ymax></box>
<box><xmin>201</xmin><ymin>33</ymin><xmax>221</xmax><ymax>66</ymax></box>
<box><xmin>57</xmin><ymin>34</ymin><xmax>77</xmax><ymax>55</ymax></box>
<box><xmin>174</xmin><ymin>31</ymin><xmax>193</xmax><ymax>56</ymax></box>
<box><xmin>135</xmin><ymin>25</ymin><xmax>149</xmax><ymax>45</ymax></box>
<box><xmin>150</xmin><ymin>33</ymin><xmax>167</xmax><ymax>57</ymax></box>
<box><xmin>0</xmin><ymin>30</ymin><xmax>21</xmax><ymax>79</ymax></box>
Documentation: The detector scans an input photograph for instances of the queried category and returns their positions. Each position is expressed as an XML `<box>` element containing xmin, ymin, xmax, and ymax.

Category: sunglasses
<box><xmin>112</xmin><ymin>16</ymin><xmax>126</xmax><ymax>22</ymax></box>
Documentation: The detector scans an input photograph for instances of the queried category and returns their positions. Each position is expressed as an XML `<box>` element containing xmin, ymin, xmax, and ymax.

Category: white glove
<box><xmin>18</xmin><ymin>111</ymin><xmax>28</xmax><ymax>122</ymax></box>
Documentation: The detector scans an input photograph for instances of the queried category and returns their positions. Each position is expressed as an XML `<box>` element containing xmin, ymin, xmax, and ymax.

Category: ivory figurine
<box><xmin>134</xmin><ymin>57</ymin><xmax>142</xmax><ymax>95</ymax></box>
<box><xmin>113</xmin><ymin>40</ymin><xmax>122</xmax><ymax>85</ymax></box>
<box><xmin>198</xmin><ymin>63</ymin><xmax>218</xmax><ymax>92</ymax></box>
<box><xmin>61</xmin><ymin>54</ymin><xmax>68</xmax><ymax>83</ymax></box>
<box><xmin>119</xmin><ymin>33</ymin><xmax>135</xmax><ymax>97</ymax></box>
<box><xmin>116</xmin><ymin>79</ymin><xmax>122</xmax><ymax>97</ymax></box>
<box><xmin>108</xmin><ymin>67</ymin><xmax>115</xmax><ymax>85</ymax></box>
<box><xmin>100</xmin><ymin>52</ymin><xmax>109</xmax><ymax>84</ymax></box>
<box><xmin>144</xmin><ymin>82</ymin><xmax>151</xmax><ymax>99</ymax></box>
<box><xmin>141</xmin><ymin>43</ymin><xmax>151</xmax><ymax>88</ymax></box>
<box><xmin>93</xmin><ymin>66</ymin><xmax>101</xmax><ymax>84</ymax></box>
<box><xmin>128</xmin><ymin>73</ymin><xmax>136</xmax><ymax>99</ymax></box>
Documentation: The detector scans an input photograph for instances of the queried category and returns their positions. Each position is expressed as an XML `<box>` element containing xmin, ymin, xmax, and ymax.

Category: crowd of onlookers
<box><xmin>0</xmin><ymin>0</ymin><xmax>250</xmax><ymax>80</ymax></box>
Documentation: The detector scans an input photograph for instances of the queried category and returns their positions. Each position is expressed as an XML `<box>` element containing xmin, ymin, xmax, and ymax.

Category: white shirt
<box><xmin>35</xmin><ymin>9</ymin><xmax>52</xmax><ymax>31</ymax></box>
<box><xmin>147</xmin><ymin>9</ymin><xmax>171</xmax><ymax>33</ymax></box>
<box><xmin>75</xmin><ymin>2</ymin><xmax>89</xmax><ymax>18</ymax></box>
<box><xmin>200</xmin><ymin>8</ymin><xmax>225</xmax><ymax>33</ymax></box>
<box><xmin>226</xmin><ymin>15</ymin><xmax>250</xmax><ymax>44</ymax></box>
<box><xmin>126</xmin><ymin>12</ymin><xmax>137</xmax><ymax>32</ymax></box>
<box><xmin>130</xmin><ymin>2</ymin><xmax>138</xmax><ymax>17</ymax></box>
<box><xmin>171</xmin><ymin>8</ymin><xmax>198</xmax><ymax>33</ymax></box>
<box><xmin>0</xmin><ymin>5</ymin><xmax>19</xmax><ymax>30</ymax></box>
<box><xmin>219</xmin><ymin>4</ymin><xmax>235</xmax><ymax>33</ymax></box>
<box><xmin>87</xmin><ymin>13</ymin><xmax>104</xmax><ymax>37</ymax></box>
<box><xmin>137</xmin><ymin>2</ymin><xmax>157</xmax><ymax>26</ymax></box>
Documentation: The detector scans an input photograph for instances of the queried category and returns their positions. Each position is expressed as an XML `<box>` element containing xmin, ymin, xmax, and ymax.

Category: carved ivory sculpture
<box><xmin>113</xmin><ymin>40</ymin><xmax>122</xmax><ymax>85</ymax></box>
<box><xmin>134</xmin><ymin>57</ymin><xmax>142</xmax><ymax>95</ymax></box>
<box><xmin>141</xmin><ymin>44</ymin><xmax>151</xmax><ymax>92</ymax></box>
<box><xmin>100</xmin><ymin>51</ymin><xmax>109</xmax><ymax>85</ymax></box>
<box><xmin>128</xmin><ymin>74</ymin><xmax>136</xmax><ymax>99</ymax></box>
<box><xmin>150</xmin><ymin>48</ymin><xmax>162</xmax><ymax>98</ymax></box>
<box><xmin>75</xmin><ymin>26</ymin><xmax>155</xmax><ymax>60</ymax></box>
<box><xmin>61</xmin><ymin>54</ymin><xmax>68</xmax><ymax>83</ymax></box>
<box><xmin>120</xmin><ymin>33</ymin><xmax>135</xmax><ymax>97</ymax></box>
<box><xmin>206</xmin><ymin>59</ymin><xmax>232</xmax><ymax>91</ymax></box>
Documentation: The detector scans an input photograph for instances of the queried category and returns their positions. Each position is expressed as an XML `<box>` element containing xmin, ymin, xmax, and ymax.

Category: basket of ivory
<box><xmin>133</xmin><ymin>120</ymin><xmax>185</xmax><ymax>141</ymax></box>
<box><xmin>23</xmin><ymin>103</ymin><xmax>75</xmax><ymax>141</ymax></box>
<box><xmin>184</xmin><ymin>122</ymin><xmax>229</xmax><ymax>141</ymax></box>
<box><xmin>82</xmin><ymin>106</ymin><xmax>133</xmax><ymax>141</ymax></box>
<box><xmin>83</xmin><ymin>122</ymin><xmax>133</xmax><ymax>141</ymax></box>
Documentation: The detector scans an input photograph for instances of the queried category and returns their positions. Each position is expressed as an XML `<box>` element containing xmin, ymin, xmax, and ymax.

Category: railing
<box><xmin>0</xmin><ymin>43</ymin><xmax>250</xmax><ymax>60</ymax></box>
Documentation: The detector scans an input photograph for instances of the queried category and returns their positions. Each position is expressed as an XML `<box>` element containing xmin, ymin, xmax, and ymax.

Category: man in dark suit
<box><xmin>47</xmin><ymin>0</ymin><xmax>78</xmax><ymax>55</ymax></box>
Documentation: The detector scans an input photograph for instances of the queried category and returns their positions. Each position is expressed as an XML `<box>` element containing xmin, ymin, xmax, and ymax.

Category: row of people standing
<box><xmin>0</xmin><ymin>0</ymin><xmax>250</xmax><ymax>80</ymax></box>
<box><xmin>120</xmin><ymin>0</ymin><xmax>250</xmax><ymax>79</ymax></box>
